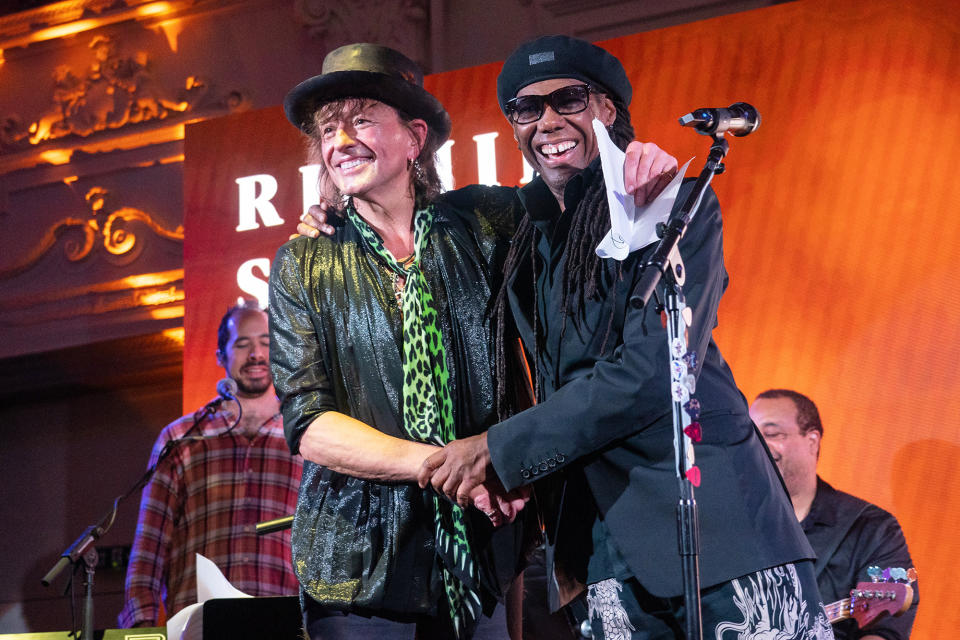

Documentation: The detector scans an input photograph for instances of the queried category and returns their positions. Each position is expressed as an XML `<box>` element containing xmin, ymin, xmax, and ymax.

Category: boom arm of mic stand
<box><xmin>630</xmin><ymin>136</ymin><xmax>729</xmax><ymax>309</ymax></box>
<box><xmin>41</xmin><ymin>403</ymin><xmax>220</xmax><ymax>588</ymax></box>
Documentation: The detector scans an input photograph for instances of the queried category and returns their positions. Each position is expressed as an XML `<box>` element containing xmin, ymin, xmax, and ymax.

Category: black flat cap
<box><xmin>284</xmin><ymin>43</ymin><xmax>451</xmax><ymax>153</ymax></box>
<box><xmin>497</xmin><ymin>35</ymin><xmax>632</xmax><ymax>114</ymax></box>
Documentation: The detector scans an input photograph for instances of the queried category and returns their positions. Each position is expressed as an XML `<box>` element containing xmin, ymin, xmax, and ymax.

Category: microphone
<box><xmin>216</xmin><ymin>377</ymin><xmax>238</xmax><ymax>402</ymax></box>
<box><xmin>201</xmin><ymin>378</ymin><xmax>237</xmax><ymax>410</ymax></box>
<box><xmin>679</xmin><ymin>102</ymin><xmax>760</xmax><ymax>136</ymax></box>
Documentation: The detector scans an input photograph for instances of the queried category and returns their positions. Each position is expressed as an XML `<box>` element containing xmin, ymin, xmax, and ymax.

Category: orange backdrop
<box><xmin>183</xmin><ymin>1</ymin><xmax>959</xmax><ymax>636</ymax></box>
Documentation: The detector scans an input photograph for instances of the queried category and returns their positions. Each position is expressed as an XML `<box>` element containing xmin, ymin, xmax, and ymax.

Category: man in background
<box><xmin>751</xmin><ymin>389</ymin><xmax>917</xmax><ymax>640</ymax></box>
<box><xmin>119</xmin><ymin>300</ymin><xmax>302</xmax><ymax>627</ymax></box>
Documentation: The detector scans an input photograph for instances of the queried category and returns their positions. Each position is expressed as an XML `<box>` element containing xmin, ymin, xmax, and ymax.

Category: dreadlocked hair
<box><xmin>560</xmin><ymin>96</ymin><xmax>633</xmax><ymax>318</ymax></box>
<box><xmin>492</xmin><ymin>95</ymin><xmax>635</xmax><ymax>420</ymax></box>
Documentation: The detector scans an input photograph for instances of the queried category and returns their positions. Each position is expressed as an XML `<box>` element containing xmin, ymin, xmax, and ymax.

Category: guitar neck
<box><xmin>823</xmin><ymin>579</ymin><xmax>914</xmax><ymax>628</ymax></box>
<box><xmin>825</xmin><ymin>597</ymin><xmax>852</xmax><ymax>624</ymax></box>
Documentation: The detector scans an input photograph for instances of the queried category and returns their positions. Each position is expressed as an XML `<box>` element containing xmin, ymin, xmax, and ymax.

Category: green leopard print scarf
<box><xmin>345</xmin><ymin>202</ymin><xmax>481</xmax><ymax>638</ymax></box>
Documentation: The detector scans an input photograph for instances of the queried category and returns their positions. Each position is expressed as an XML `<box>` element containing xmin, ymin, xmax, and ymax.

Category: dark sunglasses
<box><xmin>505</xmin><ymin>84</ymin><xmax>595</xmax><ymax>124</ymax></box>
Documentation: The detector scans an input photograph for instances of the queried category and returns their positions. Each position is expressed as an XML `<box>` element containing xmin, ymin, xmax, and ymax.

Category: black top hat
<box><xmin>284</xmin><ymin>43</ymin><xmax>451</xmax><ymax>154</ymax></box>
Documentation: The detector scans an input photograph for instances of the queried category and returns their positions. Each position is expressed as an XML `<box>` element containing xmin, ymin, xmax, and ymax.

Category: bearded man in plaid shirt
<box><xmin>119</xmin><ymin>301</ymin><xmax>302</xmax><ymax>627</ymax></box>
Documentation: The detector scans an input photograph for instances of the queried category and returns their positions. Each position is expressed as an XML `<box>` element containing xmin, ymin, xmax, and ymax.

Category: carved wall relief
<box><xmin>1</xmin><ymin>34</ymin><xmax>247</xmax><ymax>154</ymax></box>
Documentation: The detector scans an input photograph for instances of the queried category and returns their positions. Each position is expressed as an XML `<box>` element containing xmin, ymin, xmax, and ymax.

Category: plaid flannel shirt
<box><xmin>118</xmin><ymin>409</ymin><xmax>302</xmax><ymax>627</ymax></box>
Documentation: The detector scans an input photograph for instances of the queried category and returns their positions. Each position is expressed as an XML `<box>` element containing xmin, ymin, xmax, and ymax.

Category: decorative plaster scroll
<box><xmin>293</xmin><ymin>0</ymin><xmax>429</xmax><ymax>66</ymax></box>
<box><xmin>1</xmin><ymin>35</ymin><xmax>247</xmax><ymax>152</ymax></box>
<box><xmin>0</xmin><ymin>186</ymin><xmax>183</xmax><ymax>282</ymax></box>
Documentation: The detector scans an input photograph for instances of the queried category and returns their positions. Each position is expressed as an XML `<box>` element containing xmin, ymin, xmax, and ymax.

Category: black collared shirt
<box><xmin>513</xmin><ymin>157</ymin><xmax>617</xmax><ymax>398</ymax></box>
<box><xmin>516</xmin><ymin>159</ymin><xmax>630</xmax><ymax>584</ymax></box>
<box><xmin>802</xmin><ymin>477</ymin><xmax>917</xmax><ymax>639</ymax></box>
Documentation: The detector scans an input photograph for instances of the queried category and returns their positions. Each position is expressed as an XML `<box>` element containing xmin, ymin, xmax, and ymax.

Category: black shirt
<box><xmin>803</xmin><ymin>477</ymin><xmax>917</xmax><ymax>639</ymax></box>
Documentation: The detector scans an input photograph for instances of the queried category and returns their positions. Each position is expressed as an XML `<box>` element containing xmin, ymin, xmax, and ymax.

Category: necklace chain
<box><xmin>392</xmin><ymin>253</ymin><xmax>416</xmax><ymax>308</ymax></box>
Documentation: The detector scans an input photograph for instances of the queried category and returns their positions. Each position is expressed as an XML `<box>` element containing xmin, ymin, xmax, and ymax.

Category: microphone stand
<box><xmin>629</xmin><ymin>133</ymin><xmax>730</xmax><ymax>640</ymax></box>
<box><xmin>630</xmin><ymin>134</ymin><xmax>728</xmax><ymax>308</ymax></box>
<box><xmin>41</xmin><ymin>395</ymin><xmax>238</xmax><ymax>637</ymax></box>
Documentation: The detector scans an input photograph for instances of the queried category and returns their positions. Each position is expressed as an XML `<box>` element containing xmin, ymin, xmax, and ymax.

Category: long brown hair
<box><xmin>303</xmin><ymin>98</ymin><xmax>444</xmax><ymax>209</ymax></box>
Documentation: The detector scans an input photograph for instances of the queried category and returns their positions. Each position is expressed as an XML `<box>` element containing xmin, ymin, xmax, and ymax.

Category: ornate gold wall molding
<box><xmin>0</xmin><ymin>268</ymin><xmax>184</xmax><ymax>313</ymax></box>
<box><xmin>0</xmin><ymin>1</ymin><xmax>141</xmax><ymax>40</ymax></box>
<box><xmin>0</xmin><ymin>1</ymin><xmax>206</xmax><ymax>50</ymax></box>
<box><xmin>0</xmin><ymin>186</ymin><xmax>183</xmax><ymax>282</ymax></box>
<box><xmin>1</xmin><ymin>34</ymin><xmax>247</xmax><ymax>158</ymax></box>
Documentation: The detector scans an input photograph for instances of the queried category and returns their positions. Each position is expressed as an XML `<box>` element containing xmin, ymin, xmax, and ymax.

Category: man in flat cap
<box><xmin>420</xmin><ymin>35</ymin><xmax>834</xmax><ymax>639</ymax></box>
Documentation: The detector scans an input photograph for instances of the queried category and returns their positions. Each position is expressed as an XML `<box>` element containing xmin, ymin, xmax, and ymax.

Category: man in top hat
<box><xmin>274</xmin><ymin>42</ymin><xmax>542</xmax><ymax>640</ymax></box>
<box><xmin>418</xmin><ymin>35</ymin><xmax>834</xmax><ymax>639</ymax></box>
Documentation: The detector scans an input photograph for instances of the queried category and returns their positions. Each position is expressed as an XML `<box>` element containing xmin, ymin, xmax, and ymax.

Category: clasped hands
<box><xmin>418</xmin><ymin>432</ymin><xmax>529</xmax><ymax>528</ymax></box>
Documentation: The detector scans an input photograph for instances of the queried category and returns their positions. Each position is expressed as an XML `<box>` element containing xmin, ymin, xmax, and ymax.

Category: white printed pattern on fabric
<box><xmin>714</xmin><ymin>564</ymin><xmax>834</xmax><ymax>640</ymax></box>
<box><xmin>587</xmin><ymin>578</ymin><xmax>637</xmax><ymax>640</ymax></box>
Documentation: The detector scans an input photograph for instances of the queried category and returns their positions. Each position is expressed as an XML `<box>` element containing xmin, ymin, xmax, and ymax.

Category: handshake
<box><xmin>417</xmin><ymin>432</ymin><xmax>529</xmax><ymax>528</ymax></box>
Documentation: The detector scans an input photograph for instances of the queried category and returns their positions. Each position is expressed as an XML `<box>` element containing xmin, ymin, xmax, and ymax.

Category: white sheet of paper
<box><xmin>165</xmin><ymin>604</ymin><xmax>202</xmax><ymax>640</ymax></box>
<box><xmin>592</xmin><ymin>118</ymin><xmax>693</xmax><ymax>261</ymax></box>
<box><xmin>166</xmin><ymin>554</ymin><xmax>252</xmax><ymax>640</ymax></box>
<box><xmin>195</xmin><ymin>553</ymin><xmax>251</xmax><ymax>602</ymax></box>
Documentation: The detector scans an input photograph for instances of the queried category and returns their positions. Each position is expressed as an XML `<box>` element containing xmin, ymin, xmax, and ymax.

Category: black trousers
<box><xmin>302</xmin><ymin>596</ymin><xmax>452</xmax><ymax>640</ymax></box>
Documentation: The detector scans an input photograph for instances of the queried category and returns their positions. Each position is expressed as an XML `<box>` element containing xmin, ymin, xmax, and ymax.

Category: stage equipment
<box><xmin>254</xmin><ymin>515</ymin><xmax>293</xmax><ymax>535</ymax></box>
<box><xmin>202</xmin><ymin>595</ymin><xmax>301</xmax><ymax>639</ymax></box>
<box><xmin>214</xmin><ymin>377</ymin><xmax>238</xmax><ymax>404</ymax></box>
<box><xmin>0</xmin><ymin>627</ymin><xmax>166</xmax><ymax>639</ymax></box>
<box><xmin>41</xmin><ymin>383</ymin><xmax>242</xmax><ymax>638</ymax></box>
<box><xmin>630</xmin><ymin>104</ymin><xmax>759</xmax><ymax>639</ymax></box>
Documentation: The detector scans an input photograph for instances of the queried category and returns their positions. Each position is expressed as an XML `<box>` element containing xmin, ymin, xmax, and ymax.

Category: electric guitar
<box><xmin>823</xmin><ymin>566</ymin><xmax>917</xmax><ymax>628</ymax></box>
